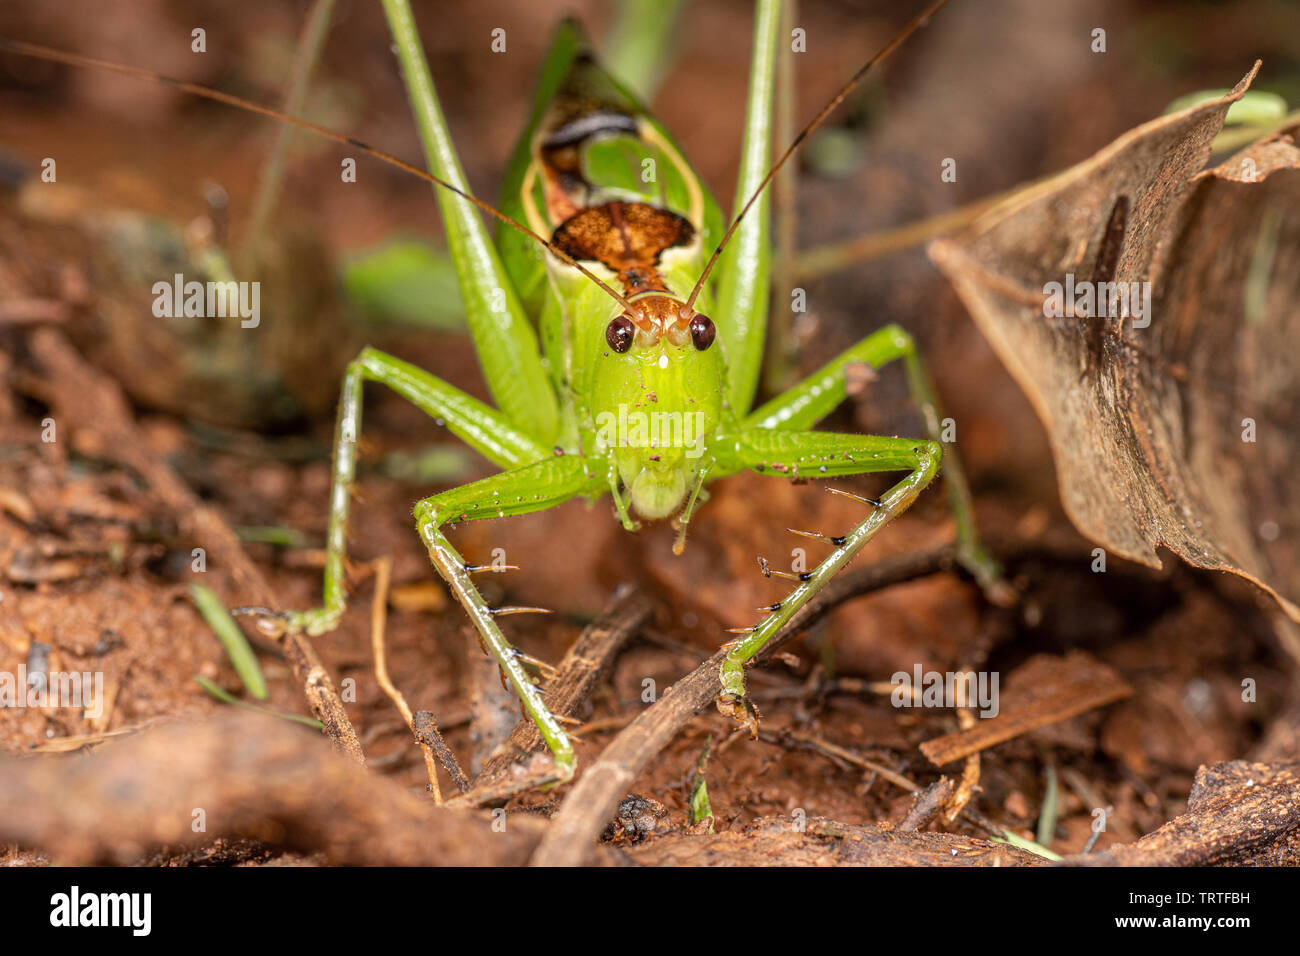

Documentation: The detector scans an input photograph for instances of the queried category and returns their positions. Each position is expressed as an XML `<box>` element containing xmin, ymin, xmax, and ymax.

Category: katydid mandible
<box><xmin>2</xmin><ymin>0</ymin><xmax>1005</xmax><ymax>778</ymax></box>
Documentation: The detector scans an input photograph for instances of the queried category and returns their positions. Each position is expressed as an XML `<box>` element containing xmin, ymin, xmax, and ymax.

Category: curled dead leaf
<box><xmin>930</xmin><ymin>64</ymin><xmax>1300</xmax><ymax>621</ymax></box>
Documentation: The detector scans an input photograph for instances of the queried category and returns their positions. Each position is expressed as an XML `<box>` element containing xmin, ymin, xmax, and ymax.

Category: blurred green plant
<box><xmin>1164</xmin><ymin>88</ymin><xmax>1287</xmax><ymax>124</ymax></box>
<box><xmin>342</xmin><ymin>239</ymin><xmax>466</xmax><ymax>330</ymax></box>
<box><xmin>603</xmin><ymin>0</ymin><xmax>691</xmax><ymax>99</ymax></box>
<box><xmin>1164</xmin><ymin>88</ymin><xmax>1296</xmax><ymax>153</ymax></box>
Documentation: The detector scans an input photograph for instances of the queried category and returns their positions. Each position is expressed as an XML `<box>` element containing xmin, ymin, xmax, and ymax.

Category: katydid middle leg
<box><xmin>743</xmin><ymin>323</ymin><xmax>1008</xmax><ymax>599</ymax></box>
<box><xmin>270</xmin><ymin>346</ymin><xmax>550</xmax><ymax>638</ymax></box>
<box><xmin>271</xmin><ymin>343</ymin><xmax>602</xmax><ymax>771</ymax></box>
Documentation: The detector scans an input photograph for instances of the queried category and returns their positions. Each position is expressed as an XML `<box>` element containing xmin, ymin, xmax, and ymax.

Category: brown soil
<box><xmin>1</xmin><ymin>0</ymin><xmax>1297</xmax><ymax>866</ymax></box>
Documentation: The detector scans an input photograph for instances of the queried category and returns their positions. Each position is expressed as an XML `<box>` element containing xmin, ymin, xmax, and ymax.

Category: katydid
<box><xmin>2</xmin><ymin>0</ymin><xmax>1005</xmax><ymax>778</ymax></box>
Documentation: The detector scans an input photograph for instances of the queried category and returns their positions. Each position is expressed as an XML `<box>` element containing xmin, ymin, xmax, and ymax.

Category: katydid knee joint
<box><xmin>414</xmin><ymin>499</ymin><xmax>442</xmax><ymax>531</ymax></box>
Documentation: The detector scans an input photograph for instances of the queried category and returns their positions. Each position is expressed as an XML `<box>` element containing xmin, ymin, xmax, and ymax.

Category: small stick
<box><xmin>412</xmin><ymin>712</ymin><xmax>469</xmax><ymax>794</ymax></box>
<box><xmin>1060</xmin><ymin>766</ymin><xmax>1137</xmax><ymax>843</ymax></box>
<box><xmin>369</xmin><ymin>556</ymin><xmax>445</xmax><ymax>801</ymax></box>
<box><xmin>757</xmin><ymin>728</ymin><xmax>1007</xmax><ymax>838</ymax></box>
<box><xmin>758</xmin><ymin>728</ymin><xmax>918</xmax><ymax>793</ymax></box>
<box><xmin>899</xmin><ymin>777</ymin><xmax>955</xmax><ymax>831</ymax></box>
<box><xmin>457</xmin><ymin>586</ymin><xmax>653</xmax><ymax>806</ymax></box>
<box><xmin>31</xmin><ymin>725</ymin><xmax>150</xmax><ymax>753</ymax></box>
<box><xmin>941</xmin><ymin>669</ymin><xmax>981</xmax><ymax>825</ymax></box>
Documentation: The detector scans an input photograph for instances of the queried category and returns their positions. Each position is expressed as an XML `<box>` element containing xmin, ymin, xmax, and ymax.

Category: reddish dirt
<box><xmin>1</xmin><ymin>0</ymin><xmax>1296</xmax><ymax>866</ymax></box>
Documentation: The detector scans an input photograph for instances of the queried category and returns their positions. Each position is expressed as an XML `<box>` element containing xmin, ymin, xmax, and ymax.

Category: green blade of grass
<box><xmin>1163</xmin><ymin>88</ymin><xmax>1287</xmax><ymax>125</ymax></box>
<box><xmin>234</xmin><ymin>525</ymin><xmax>316</xmax><ymax>548</ymax></box>
<box><xmin>194</xmin><ymin>676</ymin><xmax>322</xmax><ymax>728</ymax></box>
<box><xmin>191</xmin><ymin>583</ymin><xmax>269</xmax><ymax>700</ymax></box>
<box><xmin>1036</xmin><ymin>749</ymin><xmax>1059</xmax><ymax>848</ymax></box>
<box><xmin>993</xmin><ymin>829</ymin><xmax>1063</xmax><ymax>862</ymax></box>
<box><xmin>689</xmin><ymin>735</ymin><xmax>715</xmax><ymax>831</ymax></box>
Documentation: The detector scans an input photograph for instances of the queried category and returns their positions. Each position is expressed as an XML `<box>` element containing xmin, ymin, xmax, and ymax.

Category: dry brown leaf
<box><xmin>919</xmin><ymin>651</ymin><xmax>1133</xmax><ymax>767</ymax></box>
<box><xmin>930</xmin><ymin>64</ymin><xmax>1300</xmax><ymax>621</ymax></box>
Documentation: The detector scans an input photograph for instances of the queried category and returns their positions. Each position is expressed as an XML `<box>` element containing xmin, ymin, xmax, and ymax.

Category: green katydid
<box><xmin>3</xmin><ymin>0</ymin><xmax>1005</xmax><ymax>777</ymax></box>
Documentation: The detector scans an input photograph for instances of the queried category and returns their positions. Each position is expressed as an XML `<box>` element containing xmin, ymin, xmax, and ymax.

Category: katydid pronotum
<box><xmin>3</xmin><ymin>0</ymin><xmax>1008</xmax><ymax>778</ymax></box>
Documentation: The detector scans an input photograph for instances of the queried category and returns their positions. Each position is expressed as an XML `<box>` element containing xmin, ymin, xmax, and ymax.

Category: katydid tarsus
<box><xmin>3</xmin><ymin>0</ymin><xmax>1007</xmax><ymax>778</ymax></box>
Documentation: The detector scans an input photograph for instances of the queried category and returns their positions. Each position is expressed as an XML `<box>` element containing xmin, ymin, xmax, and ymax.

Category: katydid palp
<box><xmin>2</xmin><ymin>0</ymin><xmax>1006</xmax><ymax>779</ymax></box>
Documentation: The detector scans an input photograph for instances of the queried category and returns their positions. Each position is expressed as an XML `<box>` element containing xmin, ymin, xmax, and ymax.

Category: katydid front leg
<box><xmin>711</xmin><ymin>429</ymin><xmax>941</xmax><ymax>723</ymax></box>
<box><xmin>743</xmin><ymin>323</ymin><xmax>1008</xmax><ymax>601</ymax></box>
<box><xmin>414</xmin><ymin>456</ymin><xmax>605</xmax><ymax>773</ymax></box>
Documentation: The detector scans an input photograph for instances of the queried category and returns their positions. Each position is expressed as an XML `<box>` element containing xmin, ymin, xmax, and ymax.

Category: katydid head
<box><xmin>604</xmin><ymin>293</ymin><xmax>716</xmax><ymax>353</ymax></box>
<box><xmin>592</xmin><ymin>293</ymin><xmax>723</xmax><ymax>521</ymax></box>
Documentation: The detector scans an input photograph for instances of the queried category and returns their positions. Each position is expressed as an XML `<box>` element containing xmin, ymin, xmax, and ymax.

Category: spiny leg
<box><xmin>711</xmin><ymin>428</ymin><xmax>940</xmax><ymax>725</ymax></box>
<box><xmin>270</xmin><ymin>346</ymin><xmax>550</xmax><ymax>637</ymax></box>
<box><xmin>415</xmin><ymin>455</ymin><xmax>604</xmax><ymax>773</ymax></box>
<box><xmin>742</xmin><ymin>323</ymin><xmax>1008</xmax><ymax>601</ymax></box>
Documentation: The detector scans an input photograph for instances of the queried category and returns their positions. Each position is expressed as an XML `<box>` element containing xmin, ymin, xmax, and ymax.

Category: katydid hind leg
<box><xmin>381</xmin><ymin>0</ymin><xmax>560</xmax><ymax>444</ymax></box>
<box><xmin>712</xmin><ymin>0</ymin><xmax>782</xmax><ymax>417</ymax></box>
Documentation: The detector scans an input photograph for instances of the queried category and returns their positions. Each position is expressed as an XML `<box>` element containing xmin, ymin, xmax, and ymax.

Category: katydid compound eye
<box><xmin>689</xmin><ymin>313</ymin><xmax>716</xmax><ymax>351</ymax></box>
<box><xmin>605</xmin><ymin>314</ymin><xmax>635</xmax><ymax>353</ymax></box>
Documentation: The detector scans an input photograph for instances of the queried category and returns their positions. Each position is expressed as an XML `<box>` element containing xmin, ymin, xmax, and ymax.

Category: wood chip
<box><xmin>920</xmin><ymin>651</ymin><xmax>1132</xmax><ymax>766</ymax></box>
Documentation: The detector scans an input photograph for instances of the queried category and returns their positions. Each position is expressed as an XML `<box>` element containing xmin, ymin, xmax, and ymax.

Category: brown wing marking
<box><xmin>551</xmin><ymin>201</ymin><xmax>695</xmax><ymax>296</ymax></box>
